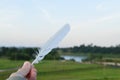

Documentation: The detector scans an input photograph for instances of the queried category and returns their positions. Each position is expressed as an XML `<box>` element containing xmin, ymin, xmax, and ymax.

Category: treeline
<box><xmin>59</xmin><ymin>44</ymin><xmax>120</xmax><ymax>54</ymax></box>
<box><xmin>0</xmin><ymin>44</ymin><xmax>120</xmax><ymax>60</ymax></box>
<box><xmin>0</xmin><ymin>47</ymin><xmax>36</xmax><ymax>60</ymax></box>
<box><xmin>0</xmin><ymin>47</ymin><xmax>61</xmax><ymax>60</ymax></box>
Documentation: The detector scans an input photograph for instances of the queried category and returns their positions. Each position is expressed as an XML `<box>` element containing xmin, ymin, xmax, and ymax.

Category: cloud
<box><xmin>95</xmin><ymin>3</ymin><xmax>108</xmax><ymax>12</ymax></box>
<box><xmin>96</xmin><ymin>4</ymin><xmax>104</xmax><ymax>11</ymax></box>
<box><xmin>0</xmin><ymin>7</ymin><xmax>24</xmax><ymax>39</ymax></box>
<box><xmin>0</xmin><ymin>7</ymin><xmax>23</xmax><ymax>27</ymax></box>
<box><xmin>82</xmin><ymin>14</ymin><xmax>120</xmax><ymax>26</ymax></box>
<box><xmin>40</xmin><ymin>8</ymin><xmax>56</xmax><ymax>24</ymax></box>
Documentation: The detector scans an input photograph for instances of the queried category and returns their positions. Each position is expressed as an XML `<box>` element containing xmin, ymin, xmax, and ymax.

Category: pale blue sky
<box><xmin>0</xmin><ymin>0</ymin><xmax>120</xmax><ymax>47</ymax></box>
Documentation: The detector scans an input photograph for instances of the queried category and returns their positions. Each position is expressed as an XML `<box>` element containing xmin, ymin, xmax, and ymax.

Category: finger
<box><xmin>28</xmin><ymin>66</ymin><xmax>37</xmax><ymax>80</ymax></box>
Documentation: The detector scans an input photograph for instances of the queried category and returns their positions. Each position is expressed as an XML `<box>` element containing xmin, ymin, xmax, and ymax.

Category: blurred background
<box><xmin>0</xmin><ymin>0</ymin><xmax>120</xmax><ymax>80</ymax></box>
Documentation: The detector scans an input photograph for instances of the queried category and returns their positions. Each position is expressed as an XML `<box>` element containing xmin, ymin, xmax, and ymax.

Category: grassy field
<box><xmin>0</xmin><ymin>59</ymin><xmax>120</xmax><ymax>80</ymax></box>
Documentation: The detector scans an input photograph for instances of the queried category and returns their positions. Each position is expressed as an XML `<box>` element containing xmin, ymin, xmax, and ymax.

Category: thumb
<box><xmin>17</xmin><ymin>61</ymin><xmax>32</xmax><ymax>77</ymax></box>
<box><xmin>10</xmin><ymin>61</ymin><xmax>32</xmax><ymax>78</ymax></box>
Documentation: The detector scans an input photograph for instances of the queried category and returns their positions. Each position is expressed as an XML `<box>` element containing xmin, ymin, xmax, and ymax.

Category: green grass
<box><xmin>0</xmin><ymin>59</ymin><xmax>120</xmax><ymax>80</ymax></box>
<box><xmin>0</xmin><ymin>59</ymin><xmax>24</xmax><ymax>69</ymax></box>
<box><xmin>35</xmin><ymin>61</ymin><xmax>120</xmax><ymax>80</ymax></box>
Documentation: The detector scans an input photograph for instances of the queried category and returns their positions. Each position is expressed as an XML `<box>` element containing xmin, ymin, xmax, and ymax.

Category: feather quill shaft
<box><xmin>32</xmin><ymin>24</ymin><xmax>70</xmax><ymax>64</ymax></box>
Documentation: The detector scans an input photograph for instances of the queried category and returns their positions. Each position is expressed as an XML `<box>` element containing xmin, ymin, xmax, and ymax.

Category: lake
<box><xmin>61</xmin><ymin>55</ymin><xmax>86</xmax><ymax>62</ymax></box>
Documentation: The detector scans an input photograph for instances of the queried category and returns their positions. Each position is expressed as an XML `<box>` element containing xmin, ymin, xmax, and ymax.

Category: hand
<box><xmin>10</xmin><ymin>61</ymin><xmax>37</xmax><ymax>80</ymax></box>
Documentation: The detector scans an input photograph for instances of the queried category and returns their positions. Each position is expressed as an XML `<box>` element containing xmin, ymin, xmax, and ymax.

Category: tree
<box><xmin>9</xmin><ymin>53</ymin><xmax>31</xmax><ymax>60</ymax></box>
<box><xmin>44</xmin><ymin>49</ymin><xmax>61</xmax><ymax>60</ymax></box>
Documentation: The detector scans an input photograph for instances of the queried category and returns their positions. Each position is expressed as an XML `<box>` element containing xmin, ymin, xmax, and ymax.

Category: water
<box><xmin>61</xmin><ymin>55</ymin><xmax>86</xmax><ymax>62</ymax></box>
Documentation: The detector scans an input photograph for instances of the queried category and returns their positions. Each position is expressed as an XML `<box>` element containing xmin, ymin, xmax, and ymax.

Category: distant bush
<box><xmin>69</xmin><ymin>59</ymin><xmax>75</xmax><ymax>62</ymax></box>
<box><xmin>9</xmin><ymin>53</ymin><xmax>31</xmax><ymax>60</ymax></box>
<box><xmin>44</xmin><ymin>49</ymin><xmax>61</xmax><ymax>60</ymax></box>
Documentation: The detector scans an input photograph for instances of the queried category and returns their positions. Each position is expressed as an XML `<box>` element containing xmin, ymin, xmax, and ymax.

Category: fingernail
<box><xmin>23</xmin><ymin>61</ymin><xmax>31</xmax><ymax>68</ymax></box>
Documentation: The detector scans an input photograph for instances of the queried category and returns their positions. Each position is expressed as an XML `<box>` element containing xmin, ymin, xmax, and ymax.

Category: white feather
<box><xmin>32</xmin><ymin>24</ymin><xmax>70</xmax><ymax>64</ymax></box>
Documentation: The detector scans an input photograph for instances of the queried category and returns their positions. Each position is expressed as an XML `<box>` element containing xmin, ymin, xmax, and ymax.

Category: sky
<box><xmin>0</xmin><ymin>0</ymin><xmax>120</xmax><ymax>47</ymax></box>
